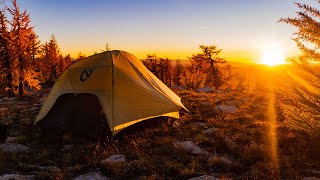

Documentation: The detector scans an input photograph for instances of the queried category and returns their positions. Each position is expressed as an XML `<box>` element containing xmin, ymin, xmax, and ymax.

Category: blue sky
<box><xmin>11</xmin><ymin>0</ymin><xmax>308</xmax><ymax>61</ymax></box>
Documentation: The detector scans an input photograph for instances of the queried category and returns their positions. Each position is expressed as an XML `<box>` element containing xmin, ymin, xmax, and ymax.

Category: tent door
<box><xmin>39</xmin><ymin>93</ymin><xmax>111</xmax><ymax>139</ymax></box>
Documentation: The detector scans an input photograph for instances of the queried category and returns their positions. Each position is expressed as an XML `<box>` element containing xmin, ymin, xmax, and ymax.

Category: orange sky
<box><xmin>19</xmin><ymin>0</ymin><xmax>303</xmax><ymax>63</ymax></box>
<box><xmin>59</xmin><ymin>44</ymin><xmax>298</xmax><ymax>63</ymax></box>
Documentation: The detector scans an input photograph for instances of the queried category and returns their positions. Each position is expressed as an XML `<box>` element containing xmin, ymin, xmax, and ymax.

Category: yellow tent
<box><xmin>35</xmin><ymin>50</ymin><xmax>187</xmax><ymax>136</ymax></box>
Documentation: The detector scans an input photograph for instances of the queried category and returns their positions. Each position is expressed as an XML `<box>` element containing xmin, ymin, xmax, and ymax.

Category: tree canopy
<box><xmin>280</xmin><ymin>1</ymin><xmax>320</xmax><ymax>135</ymax></box>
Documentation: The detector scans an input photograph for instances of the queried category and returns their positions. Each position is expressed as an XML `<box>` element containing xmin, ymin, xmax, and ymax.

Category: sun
<box><xmin>260</xmin><ymin>43</ymin><xmax>286</xmax><ymax>66</ymax></box>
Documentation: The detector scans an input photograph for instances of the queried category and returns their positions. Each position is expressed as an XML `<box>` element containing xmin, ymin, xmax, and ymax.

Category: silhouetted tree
<box><xmin>143</xmin><ymin>55</ymin><xmax>173</xmax><ymax>86</ymax></box>
<box><xmin>63</xmin><ymin>54</ymin><xmax>72</xmax><ymax>69</ymax></box>
<box><xmin>144</xmin><ymin>54</ymin><xmax>158</xmax><ymax>77</ymax></box>
<box><xmin>105</xmin><ymin>42</ymin><xmax>110</xmax><ymax>51</ymax></box>
<box><xmin>164</xmin><ymin>58</ymin><xmax>172</xmax><ymax>86</ymax></box>
<box><xmin>186</xmin><ymin>45</ymin><xmax>225</xmax><ymax>89</ymax></box>
<box><xmin>75</xmin><ymin>52</ymin><xmax>86</xmax><ymax>62</ymax></box>
<box><xmin>280</xmin><ymin>1</ymin><xmax>320</xmax><ymax>134</ymax></box>
<box><xmin>158</xmin><ymin>58</ymin><xmax>166</xmax><ymax>82</ymax></box>
<box><xmin>172</xmin><ymin>60</ymin><xmax>182</xmax><ymax>86</ymax></box>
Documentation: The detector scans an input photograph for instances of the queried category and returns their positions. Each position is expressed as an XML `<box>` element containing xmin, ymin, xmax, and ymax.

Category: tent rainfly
<box><xmin>34</xmin><ymin>50</ymin><xmax>188</xmax><ymax>137</ymax></box>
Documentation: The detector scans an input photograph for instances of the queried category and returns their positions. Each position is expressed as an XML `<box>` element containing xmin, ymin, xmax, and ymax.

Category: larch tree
<box><xmin>280</xmin><ymin>1</ymin><xmax>320</xmax><ymax>135</ymax></box>
<box><xmin>158</xmin><ymin>58</ymin><xmax>166</xmax><ymax>82</ymax></box>
<box><xmin>173</xmin><ymin>59</ymin><xmax>182</xmax><ymax>86</ymax></box>
<box><xmin>144</xmin><ymin>54</ymin><xmax>158</xmax><ymax>77</ymax></box>
<box><xmin>75</xmin><ymin>52</ymin><xmax>86</xmax><ymax>62</ymax></box>
<box><xmin>63</xmin><ymin>54</ymin><xmax>72</xmax><ymax>68</ymax></box>
<box><xmin>40</xmin><ymin>34</ymin><xmax>61</xmax><ymax>84</ymax></box>
<box><xmin>0</xmin><ymin>10</ymin><xmax>14</xmax><ymax>97</ymax></box>
<box><xmin>8</xmin><ymin>0</ymin><xmax>40</xmax><ymax>96</ymax></box>
<box><xmin>29</xmin><ymin>31</ymin><xmax>40</xmax><ymax>61</ymax></box>
<box><xmin>186</xmin><ymin>45</ymin><xmax>225</xmax><ymax>89</ymax></box>
<box><xmin>164</xmin><ymin>58</ymin><xmax>172</xmax><ymax>86</ymax></box>
<box><xmin>143</xmin><ymin>55</ymin><xmax>173</xmax><ymax>86</ymax></box>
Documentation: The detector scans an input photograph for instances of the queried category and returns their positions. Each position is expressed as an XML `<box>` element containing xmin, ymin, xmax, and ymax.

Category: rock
<box><xmin>39</xmin><ymin>166</ymin><xmax>60</xmax><ymax>172</ymax></box>
<box><xmin>63</xmin><ymin>144</ymin><xmax>74</xmax><ymax>150</ymax></box>
<box><xmin>100</xmin><ymin>154</ymin><xmax>126</xmax><ymax>163</ymax></box>
<box><xmin>29</xmin><ymin>107</ymin><xmax>39</xmax><ymax>112</ymax></box>
<box><xmin>302</xmin><ymin>178</ymin><xmax>320</xmax><ymax>180</ymax></box>
<box><xmin>225</xmin><ymin>100</ymin><xmax>241</xmax><ymax>106</ymax></box>
<box><xmin>197</xmin><ymin>86</ymin><xmax>213</xmax><ymax>93</ymax></box>
<box><xmin>188</xmin><ymin>175</ymin><xmax>219</xmax><ymax>180</ymax></box>
<box><xmin>10</xmin><ymin>131</ymin><xmax>22</xmax><ymax>136</ymax></box>
<box><xmin>307</xmin><ymin>169</ymin><xmax>320</xmax><ymax>174</ymax></box>
<box><xmin>74</xmin><ymin>171</ymin><xmax>109</xmax><ymax>180</ymax></box>
<box><xmin>20</xmin><ymin>118</ymin><xmax>33</xmax><ymax>125</ymax></box>
<box><xmin>203</xmin><ymin>128</ymin><xmax>219</xmax><ymax>134</ymax></box>
<box><xmin>5</xmin><ymin>136</ymin><xmax>17</xmax><ymax>143</ymax></box>
<box><xmin>173</xmin><ymin>120</ymin><xmax>182</xmax><ymax>128</ymax></box>
<box><xmin>207</xmin><ymin>156</ymin><xmax>233</xmax><ymax>171</ymax></box>
<box><xmin>39</xmin><ymin>97</ymin><xmax>46</xmax><ymax>103</ymax></box>
<box><xmin>32</xmin><ymin>103</ymin><xmax>41</xmax><ymax>107</ymax></box>
<box><xmin>19</xmin><ymin>163</ymin><xmax>60</xmax><ymax>172</ymax></box>
<box><xmin>65</xmin><ymin>164</ymin><xmax>86</xmax><ymax>172</ymax></box>
<box><xmin>138</xmin><ymin>175</ymin><xmax>163</xmax><ymax>179</ymax></box>
<box><xmin>193</xmin><ymin>122</ymin><xmax>208</xmax><ymax>128</ymax></box>
<box><xmin>171</xmin><ymin>85</ymin><xmax>187</xmax><ymax>90</ymax></box>
<box><xmin>173</xmin><ymin>141</ymin><xmax>212</xmax><ymax>156</ymax></box>
<box><xmin>202</xmin><ymin>102</ymin><xmax>212</xmax><ymax>106</ymax></box>
<box><xmin>208</xmin><ymin>155</ymin><xmax>232</xmax><ymax>166</ymax></box>
<box><xmin>0</xmin><ymin>174</ymin><xmax>35</xmax><ymax>180</ymax></box>
<box><xmin>215</xmin><ymin>105</ymin><xmax>238</xmax><ymax>114</ymax></box>
<box><xmin>1</xmin><ymin>97</ymin><xmax>15</xmax><ymax>101</ymax></box>
<box><xmin>225</xmin><ymin>137</ymin><xmax>236</xmax><ymax>149</ymax></box>
<box><xmin>0</xmin><ymin>143</ymin><xmax>31</xmax><ymax>153</ymax></box>
<box><xmin>0</xmin><ymin>107</ymin><xmax>8</xmax><ymax>113</ymax></box>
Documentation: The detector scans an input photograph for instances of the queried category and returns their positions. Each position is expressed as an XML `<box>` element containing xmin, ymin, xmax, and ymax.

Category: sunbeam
<box><xmin>267</xmin><ymin>91</ymin><xmax>279</xmax><ymax>169</ymax></box>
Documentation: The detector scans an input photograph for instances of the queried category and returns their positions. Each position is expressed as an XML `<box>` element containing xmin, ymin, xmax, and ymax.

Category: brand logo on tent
<box><xmin>80</xmin><ymin>68</ymin><xmax>94</xmax><ymax>82</ymax></box>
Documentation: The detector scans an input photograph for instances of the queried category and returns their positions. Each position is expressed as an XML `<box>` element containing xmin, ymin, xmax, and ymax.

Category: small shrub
<box><xmin>207</xmin><ymin>156</ymin><xmax>232</xmax><ymax>171</ymax></box>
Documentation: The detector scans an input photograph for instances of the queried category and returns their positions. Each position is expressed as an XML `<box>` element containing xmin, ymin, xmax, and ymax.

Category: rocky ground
<box><xmin>0</xmin><ymin>87</ymin><xmax>319</xmax><ymax>179</ymax></box>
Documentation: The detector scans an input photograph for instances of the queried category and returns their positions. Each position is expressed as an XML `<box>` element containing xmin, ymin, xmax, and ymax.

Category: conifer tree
<box><xmin>280</xmin><ymin>1</ymin><xmax>320</xmax><ymax>134</ymax></box>
<box><xmin>0</xmin><ymin>10</ymin><xmax>14</xmax><ymax>97</ymax></box>
<box><xmin>164</xmin><ymin>58</ymin><xmax>172</xmax><ymax>86</ymax></box>
<box><xmin>63</xmin><ymin>54</ymin><xmax>72</xmax><ymax>68</ymax></box>
<box><xmin>40</xmin><ymin>34</ymin><xmax>62</xmax><ymax>84</ymax></box>
<box><xmin>144</xmin><ymin>54</ymin><xmax>158</xmax><ymax>77</ymax></box>
<box><xmin>186</xmin><ymin>45</ymin><xmax>225</xmax><ymax>89</ymax></box>
<box><xmin>143</xmin><ymin>55</ymin><xmax>173</xmax><ymax>86</ymax></box>
<box><xmin>173</xmin><ymin>59</ymin><xmax>182</xmax><ymax>86</ymax></box>
<box><xmin>8</xmin><ymin>0</ymin><xmax>39</xmax><ymax>96</ymax></box>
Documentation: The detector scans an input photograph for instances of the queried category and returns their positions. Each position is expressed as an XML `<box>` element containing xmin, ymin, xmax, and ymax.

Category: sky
<box><xmin>11</xmin><ymin>0</ymin><xmax>311</xmax><ymax>62</ymax></box>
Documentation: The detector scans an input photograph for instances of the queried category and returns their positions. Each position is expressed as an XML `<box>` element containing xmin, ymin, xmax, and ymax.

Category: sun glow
<box><xmin>260</xmin><ymin>43</ymin><xmax>286</xmax><ymax>66</ymax></box>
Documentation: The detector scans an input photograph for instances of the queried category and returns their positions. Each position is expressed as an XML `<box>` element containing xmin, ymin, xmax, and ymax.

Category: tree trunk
<box><xmin>3</xmin><ymin>50</ymin><xmax>14</xmax><ymax>97</ymax></box>
<box><xmin>5</xmin><ymin>70</ymin><xmax>14</xmax><ymax>97</ymax></box>
<box><xmin>18</xmin><ymin>55</ymin><xmax>24</xmax><ymax>96</ymax></box>
<box><xmin>19</xmin><ymin>80</ymin><xmax>23</xmax><ymax>96</ymax></box>
<box><xmin>213</xmin><ymin>67</ymin><xmax>220</xmax><ymax>90</ymax></box>
<box><xmin>177</xmin><ymin>67</ymin><xmax>180</xmax><ymax>86</ymax></box>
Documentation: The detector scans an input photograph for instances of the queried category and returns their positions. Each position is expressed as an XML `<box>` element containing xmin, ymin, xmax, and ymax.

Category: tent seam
<box><xmin>121</xmin><ymin>51</ymin><xmax>185</xmax><ymax>109</ymax></box>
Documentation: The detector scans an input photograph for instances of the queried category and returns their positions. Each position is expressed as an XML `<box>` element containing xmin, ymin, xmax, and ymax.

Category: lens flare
<box><xmin>260</xmin><ymin>43</ymin><xmax>286</xmax><ymax>66</ymax></box>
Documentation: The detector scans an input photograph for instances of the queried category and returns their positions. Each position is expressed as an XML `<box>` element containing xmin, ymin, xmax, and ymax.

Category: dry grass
<box><xmin>0</xmin><ymin>69</ymin><xmax>320</xmax><ymax>179</ymax></box>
